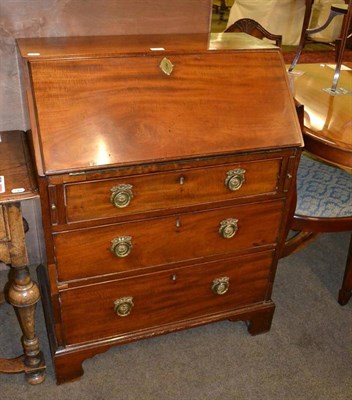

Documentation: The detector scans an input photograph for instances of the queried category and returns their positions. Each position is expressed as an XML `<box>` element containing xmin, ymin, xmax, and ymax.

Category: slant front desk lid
<box><xmin>17</xmin><ymin>33</ymin><xmax>303</xmax><ymax>176</ymax></box>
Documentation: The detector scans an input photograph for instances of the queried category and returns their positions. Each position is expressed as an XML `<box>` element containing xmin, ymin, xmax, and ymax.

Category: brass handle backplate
<box><xmin>219</xmin><ymin>218</ymin><xmax>238</xmax><ymax>239</ymax></box>
<box><xmin>111</xmin><ymin>236</ymin><xmax>133</xmax><ymax>257</ymax></box>
<box><xmin>212</xmin><ymin>277</ymin><xmax>230</xmax><ymax>295</ymax></box>
<box><xmin>225</xmin><ymin>169</ymin><xmax>246</xmax><ymax>191</ymax></box>
<box><xmin>110</xmin><ymin>184</ymin><xmax>133</xmax><ymax>208</ymax></box>
<box><xmin>114</xmin><ymin>297</ymin><xmax>134</xmax><ymax>317</ymax></box>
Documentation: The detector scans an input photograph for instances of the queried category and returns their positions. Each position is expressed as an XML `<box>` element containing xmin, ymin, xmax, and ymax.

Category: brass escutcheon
<box><xmin>114</xmin><ymin>297</ymin><xmax>134</xmax><ymax>317</ymax></box>
<box><xmin>110</xmin><ymin>184</ymin><xmax>133</xmax><ymax>208</ymax></box>
<box><xmin>219</xmin><ymin>218</ymin><xmax>238</xmax><ymax>239</ymax></box>
<box><xmin>225</xmin><ymin>169</ymin><xmax>246</xmax><ymax>191</ymax></box>
<box><xmin>160</xmin><ymin>57</ymin><xmax>174</xmax><ymax>76</ymax></box>
<box><xmin>111</xmin><ymin>236</ymin><xmax>133</xmax><ymax>257</ymax></box>
<box><xmin>211</xmin><ymin>277</ymin><xmax>230</xmax><ymax>295</ymax></box>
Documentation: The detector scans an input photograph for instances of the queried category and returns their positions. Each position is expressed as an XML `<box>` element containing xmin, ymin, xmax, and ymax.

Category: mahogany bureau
<box><xmin>16</xmin><ymin>33</ymin><xmax>303</xmax><ymax>384</ymax></box>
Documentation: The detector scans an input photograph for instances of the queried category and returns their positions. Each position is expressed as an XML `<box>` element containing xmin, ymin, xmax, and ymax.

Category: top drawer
<box><xmin>65</xmin><ymin>158</ymin><xmax>281</xmax><ymax>223</ymax></box>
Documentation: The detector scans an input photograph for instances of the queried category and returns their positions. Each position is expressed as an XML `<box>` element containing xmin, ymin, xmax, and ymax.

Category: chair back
<box><xmin>225</xmin><ymin>18</ymin><xmax>282</xmax><ymax>47</ymax></box>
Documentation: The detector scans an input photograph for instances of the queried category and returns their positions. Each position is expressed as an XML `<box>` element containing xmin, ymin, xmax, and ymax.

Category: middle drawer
<box><xmin>54</xmin><ymin>200</ymin><xmax>283</xmax><ymax>282</ymax></box>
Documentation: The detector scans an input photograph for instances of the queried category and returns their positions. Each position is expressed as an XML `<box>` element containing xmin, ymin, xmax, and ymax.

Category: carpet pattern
<box><xmin>1</xmin><ymin>232</ymin><xmax>351</xmax><ymax>399</ymax></box>
<box><xmin>296</xmin><ymin>154</ymin><xmax>352</xmax><ymax>218</ymax></box>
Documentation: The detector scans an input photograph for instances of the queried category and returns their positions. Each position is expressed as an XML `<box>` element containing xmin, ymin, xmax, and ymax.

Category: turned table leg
<box><xmin>0</xmin><ymin>203</ymin><xmax>46</xmax><ymax>384</ymax></box>
<box><xmin>7</xmin><ymin>266</ymin><xmax>46</xmax><ymax>384</ymax></box>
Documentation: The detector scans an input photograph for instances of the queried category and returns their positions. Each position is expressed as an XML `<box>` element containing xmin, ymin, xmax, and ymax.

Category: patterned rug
<box><xmin>296</xmin><ymin>154</ymin><xmax>352</xmax><ymax>218</ymax></box>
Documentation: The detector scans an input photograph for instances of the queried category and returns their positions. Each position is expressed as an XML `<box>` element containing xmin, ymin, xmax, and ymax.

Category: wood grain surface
<box><xmin>19</xmin><ymin>34</ymin><xmax>302</xmax><ymax>175</ymax></box>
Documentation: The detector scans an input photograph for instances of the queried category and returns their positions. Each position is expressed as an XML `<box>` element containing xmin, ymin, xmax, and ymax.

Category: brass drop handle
<box><xmin>111</xmin><ymin>236</ymin><xmax>133</xmax><ymax>257</ymax></box>
<box><xmin>225</xmin><ymin>169</ymin><xmax>246</xmax><ymax>191</ymax></box>
<box><xmin>219</xmin><ymin>218</ymin><xmax>238</xmax><ymax>239</ymax></box>
<box><xmin>211</xmin><ymin>277</ymin><xmax>230</xmax><ymax>295</ymax></box>
<box><xmin>114</xmin><ymin>297</ymin><xmax>134</xmax><ymax>317</ymax></box>
<box><xmin>110</xmin><ymin>184</ymin><xmax>134</xmax><ymax>208</ymax></box>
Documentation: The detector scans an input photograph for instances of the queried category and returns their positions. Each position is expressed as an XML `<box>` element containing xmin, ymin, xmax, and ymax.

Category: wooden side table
<box><xmin>0</xmin><ymin>130</ymin><xmax>46</xmax><ymax>384</ymax></box>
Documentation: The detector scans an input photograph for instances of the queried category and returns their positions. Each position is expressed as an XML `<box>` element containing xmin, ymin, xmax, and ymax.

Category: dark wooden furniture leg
<box><xmin>245</xmin><ymin>303</ymin><xmax>275</xmax><ymax>336</ymax></box>
<box><xmin>289</xmin><ymin>0</ymin><xmax>351</xmax><ymax>74</ymax></box>
<box><xmin>338</xmin><ymin>234</ymin><xmax>352</xmax><ymax>305</ymax></box>
<box><xmin>0</xmin><ymin>290</ymin><xmax>5</xmax><ymax>305</ymax></box>
<box><xmin>228</xmin><ymin>303</ymin><xmax>276</xmax><ymax>336</ymax></box>
<box><xmin>0</xmin><ymin>203</ymin><xmax>46</xmax><ymax>384</ymax></box>
<box><xmin>288</xmin><ymin>0</ymin><xmax>315</xmax><ymax>72</ymax></box>
<box><xmin>331</xmin><ymin>2</ymin><xmax>352</xmax><ymax>92</ymax></box>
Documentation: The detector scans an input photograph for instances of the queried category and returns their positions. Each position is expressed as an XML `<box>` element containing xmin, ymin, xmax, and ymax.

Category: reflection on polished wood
<box><xmin>289</xmin><ymin>63</ymin><xmax>352</xmax><ymax>169</ymax></box>
<box><xmin>17</xmin><ymin>33</ymin><xmax>287</xmax><ymax>177</ymax></box>
<box><xmin>0</xmin><ymin>131</ymin><xmax>46</xmax><ymax>384</ymax></box>
<box><xmin>17</xmin><ymin>32</ymin><xmax>276</xmax><ymax>61</ymax></box>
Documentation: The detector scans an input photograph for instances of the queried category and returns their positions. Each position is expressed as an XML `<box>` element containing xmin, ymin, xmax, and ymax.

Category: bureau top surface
<box><xmin>17</xmin><ymin>33</ymin><xmax>303</xmax><ymax>176</ymax></box>
<box><xmin>17</xmin><ymin>33</ymin><xmax>277</xmax><ymax>59</ymax></box>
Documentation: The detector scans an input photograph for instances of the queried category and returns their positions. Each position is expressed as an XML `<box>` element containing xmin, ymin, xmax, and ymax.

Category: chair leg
<box><xmin>281</xmin><ymin>231</ymin><xmax>319</xmax><ymax>258</ymax></box>
<box><xmin>331</xmin><ymin>2</ymin><xmax>352</xmax><ymax>92</ymax></box>
<box><xmin>289</xmin><ymin>0</ymin><xmax>315</xmax><ymax>72</ymax></box>
<box><xmin>289</xmin><ymin>1</ymin><xmax>351</xmax><ymax>74</ymax></box>
<box><xmin>338</xmin><ymin>233</ymin><xmax>352</xmax><ymax>305</ymax></box>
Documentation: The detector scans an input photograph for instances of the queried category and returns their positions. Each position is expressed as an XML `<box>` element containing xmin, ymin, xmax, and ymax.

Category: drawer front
<box><xmin>54</xmin><ymin>200</ymin><xmax>283</xmax><ymax>281</ymax></box>
<box><xmin>65</xmin><ymin>159</ymin><xmax>281</xmax><ymax>222</ymax></box>
<box><xmin>59</xmin><ymin>251</ymin><xmax>274</xmax><ymax>345</ymax></box>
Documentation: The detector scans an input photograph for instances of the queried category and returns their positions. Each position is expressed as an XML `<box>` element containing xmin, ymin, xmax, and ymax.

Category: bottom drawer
<box><xmin>59</xmin><ymin>250</ymin><xmax>274</xmax><ymax>345</ymax></box>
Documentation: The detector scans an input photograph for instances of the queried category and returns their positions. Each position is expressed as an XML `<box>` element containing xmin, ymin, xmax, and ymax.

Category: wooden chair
<box><xmin>225</xmin><ymin>18</ymin><xmax>282</xmax><ymax>47</ymax></box>
<box><xmin>289</xmin><ymin>0</ymin><xmax>352</xmax><ymax>92</ymax></box>
<box><xmin>282</xmin><ymin>153</ymin><xmax>352</xmax><ymax>305</ymax></box>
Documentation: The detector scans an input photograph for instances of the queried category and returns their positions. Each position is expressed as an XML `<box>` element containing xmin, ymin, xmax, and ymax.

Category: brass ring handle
<box><xmin>211</xmin><ymin>277</ymin><xmax>230</xmax><ymax>295</ymax></box>
<box><xmin>110</xmin><ymin>184</ymin><xmax>134</xmax><ymax>208</ymax></box>
<box><xmin>225</xmin><ymin>169</ymin><xmax>246</xmax><ymax>191</ymax></box>
<box><xmin>114</xmin><ymin>297</ymin><xmax>134</xmax><ymax>317</ymax></box>
<box><xmin>111</xmin><ymin>236</ymin><xmax>133</xmax><ymax>257</ymax></box>
<box><xmin>219</xmin><ymin>218</ymin><xmax>238</xmax><ymax>239</ymax></box>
